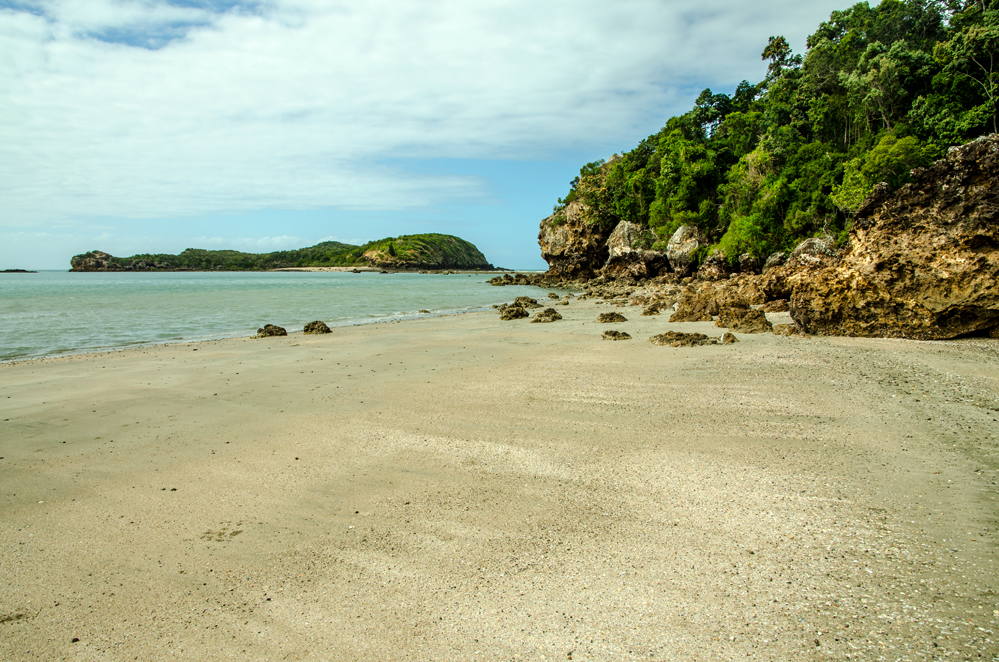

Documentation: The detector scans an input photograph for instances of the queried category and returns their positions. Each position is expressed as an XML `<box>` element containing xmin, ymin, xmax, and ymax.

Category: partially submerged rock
<box><xmin>649</xmin><ymin>332</ymin><xmax>716</xmax><ymax>347</ymax></box>
<box><xmin>792</xmin><ymin>134</ymin><xmax>999</xmax><ymax>339</ymax></box>
<box><xmin>602</xmin><ymin>330</ymin><xmax>632</xmax><ymax>340</ymax></box>
<box><xmin>303</xmin><ymin>320</ymin><xmax>331</xmax><ymax>334</ymax></box>
<box><xmin>256</xmin><ymin>324</ymin><xmax>287</xmax><ymax>338</ymax></box>
<box><xmin>597</xmin><ymin>312</ymin><xmax>628</xmax><ymax>323</ymax></box>
<box><xmin>531</xmin><ymin>308</ymin><xmax>563</xmax><ymax>323</ymax></box>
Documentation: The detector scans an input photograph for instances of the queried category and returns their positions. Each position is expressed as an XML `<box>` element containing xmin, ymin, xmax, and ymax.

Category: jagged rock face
<box><xmin>666</xmin><ymin>225</ymin><xmax>708</xmax><ymax>276</ymax></box>
<box><xmin>759</xmin><ymin>237</ymin><xmax>843</xmax><ymax>301</ymax></box>
<box><xmin>787</xmin><ymin>237</ymin><xmax>841</xmax><ymax>269</ymax></box>
<box><xmin>538</xmin><ymin>201</ymin><xmax>614</xmax><ymax>279</ymax></box>
<box><xmin>600</xmin><ymin>221</ymin><xmax>669</xmax><ymax>279</ymax></box>
<box><xmin>70</xmin><ymin>251</ymin><xmax>115</xmax><ymax>272</ymax></box>
<box><xmin>791</xmin><ymin>134</ymin><xmax>999</xmax><ymax>339</ymax></box>
<box><xmin>763</xmin><ymin>251</ymin><xmax>786</xmax><ymax>271</ymax></box>
<box><xmin>696</xmin><ymin>249</ymin><xmax>730</xmax><ymax>281</ymax></box>
<box><xmin>715</xmin><ymin>307</ymin><xmax>773</xmax><ymax>334</ymax></box>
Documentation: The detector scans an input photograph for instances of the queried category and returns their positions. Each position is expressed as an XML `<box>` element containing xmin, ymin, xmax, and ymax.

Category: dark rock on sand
<box><xmin>597</xmin><ymin>312</ymin><xmax>628</xmax><ymax>323</ymax></box>
<box><xmin>671</xmin><ymin>282</ymin><xmax>751</xmax><ymax>322</ymax></box>
<box><xmin>257</xmin><ymin>324</ymin><xmax>287</xmax><ymax>338</ymax></box>
<box><xmin>649</xmin><ymin>332</ymin><xmax>716</xmax><ymax>347</ymax></box>
<box><xmin>514</xmin><ymin>296</ymin><xmax>542</xmax><ymax>309</ymax></box>
<box><xmin>531</xmin><ymin>308</ymin><xmax>563</xmax><ymax>323</ymax></box>
<box><xmin>602</xmin><ymin>330</ymin><xmax>632</xmax><ymax>340</ymax></box>
<box><xmin>715</xmin><ymin>307</ymin><xmax>773</xmax><ymax>334</ymax></box>
<box><xmin>792</xmin><ymin>134</ymin><xmax>999</xmax><ymax>339</ymax></box>
<box><xmin>721</xmin><ymin>332</ymin><xmax>739</xmax><ymax>344</ymax></box>
<box><xmin>499</xmin><ymin>306</ymin><xmax>529</xmax><ymax>321</ymax></box>
<box><xmin>303</xmin><ymin>320</ymin><xmax>331</xmax><ymax>334</ymax></box>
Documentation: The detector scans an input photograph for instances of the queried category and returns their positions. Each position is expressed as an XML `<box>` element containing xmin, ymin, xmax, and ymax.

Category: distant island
<box><xmin>2</xmin><ymin>269</ymin><xmax>37</xmax><ymax>273</ymax></box>
<box><xmin>70</xmin><ymin>233</ymin><xmax>494</xmax><ymax>272</ymax></box>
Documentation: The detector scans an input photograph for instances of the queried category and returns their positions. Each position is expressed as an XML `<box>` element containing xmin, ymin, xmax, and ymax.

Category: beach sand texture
<box><xmin>2</xmin><ymin>299</ymin><xmax>998</xmax><ymax>661</ymax></box>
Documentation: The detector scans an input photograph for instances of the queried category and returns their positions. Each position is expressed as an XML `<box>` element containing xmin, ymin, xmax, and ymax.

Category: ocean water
<box><xmin>0</xmin><ymin>271</ymin><xmax>551</xmax><ymax>362</ymax></box>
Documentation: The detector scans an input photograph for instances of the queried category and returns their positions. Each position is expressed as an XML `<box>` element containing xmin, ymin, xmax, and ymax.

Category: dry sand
<box><xmin>2</xmin><ymin>297</ymin><xmax>998</xmax><ymax>661</ymax></box>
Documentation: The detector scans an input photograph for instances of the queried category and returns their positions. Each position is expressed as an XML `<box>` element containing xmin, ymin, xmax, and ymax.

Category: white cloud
<box><xmin>0</xmin><ymin>0</ymin><xmax>846</xmax><ymax>227</ymax></box>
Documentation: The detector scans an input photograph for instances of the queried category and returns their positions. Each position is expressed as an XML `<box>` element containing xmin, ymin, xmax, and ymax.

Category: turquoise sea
<box><xmin>0</xmin><ymin>271</ymin><xmax>549</xmax><ymax>362</ymax></box>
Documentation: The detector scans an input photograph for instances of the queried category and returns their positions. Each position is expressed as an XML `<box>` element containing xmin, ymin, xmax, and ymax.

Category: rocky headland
<box><xmin>499</xmin><ymin>134</ymin><xmax>999</xmax><ymax>341</ymax></box>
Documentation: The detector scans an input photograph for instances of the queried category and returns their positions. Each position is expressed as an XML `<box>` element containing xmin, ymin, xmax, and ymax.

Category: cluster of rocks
<box><xmin>256</xmin><ymin>320</ymin><xmax>332</xmax><ymax>338</ymax></box>
<box><xmin>526</xmin><ymin>134</ymin><xmax>999</xmax><ymax>340</ymax></box>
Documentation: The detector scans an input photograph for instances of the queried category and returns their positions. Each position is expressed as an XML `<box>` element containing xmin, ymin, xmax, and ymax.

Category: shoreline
<box><xmin>2</xmin><ymin>297</ymin><xmax>997</xmax><ymax>660</ymax></box>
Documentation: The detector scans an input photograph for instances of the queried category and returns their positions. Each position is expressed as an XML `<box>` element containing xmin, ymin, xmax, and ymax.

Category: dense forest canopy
<box><xmin>554</xmin><ymin>0</ymin><xmax>998</xmax><ymax>263</ymax></box>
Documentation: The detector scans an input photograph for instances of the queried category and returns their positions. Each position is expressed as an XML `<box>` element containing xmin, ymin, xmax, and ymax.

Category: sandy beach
<box><xmin>2</xmin><ymin>297</ymin><xmax>997</xmax><ymax>661</ymax></box>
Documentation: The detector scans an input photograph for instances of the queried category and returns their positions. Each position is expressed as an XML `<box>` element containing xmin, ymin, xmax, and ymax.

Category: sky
<box><xmin>1</xmin><ymin>0</ymin><xmax>850</xmax><ymax>270</ymax></box>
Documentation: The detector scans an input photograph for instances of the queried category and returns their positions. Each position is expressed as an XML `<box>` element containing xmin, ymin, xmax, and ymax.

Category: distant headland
<box><xmin>69</xmin><ymin>233</ymin><xmax>494</xmax><ymax>272</ymax></box>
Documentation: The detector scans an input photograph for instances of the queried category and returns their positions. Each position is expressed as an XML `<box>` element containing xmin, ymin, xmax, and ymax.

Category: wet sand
<box><xmin>2</xmin><ymin>298</ymin><xmax>998</xmax><ymax>661</ymax></box>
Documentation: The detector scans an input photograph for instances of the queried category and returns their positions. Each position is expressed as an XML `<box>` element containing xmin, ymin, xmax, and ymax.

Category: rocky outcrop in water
<box><xmin>791</xmin><ymin>134</ymin><xmax>999</xmax><ymax>339</ymax></box>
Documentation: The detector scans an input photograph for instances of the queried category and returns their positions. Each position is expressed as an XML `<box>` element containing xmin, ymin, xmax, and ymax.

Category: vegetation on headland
<box><xmin>553</xmin><ymin>0</ymin><xmax>998</xmax><ymax>263</ymax></box>
<box><xmin>70</xmin><ymin>233</ymin><xmax>493</xmax><ymax>271</ymax></box>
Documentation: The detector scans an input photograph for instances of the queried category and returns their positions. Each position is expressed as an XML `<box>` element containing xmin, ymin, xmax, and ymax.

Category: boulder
<box><xmin>600</xmin><ymin>221</ymin><xmax>669</xmax><ymax>279</ymax></box>
<box><xmin>303</xmin><ymin>320</ymin><xmax>332</xmax><ymax>334</ymax></box>
<box><xmin>715</xmin><ymin>307</ymin><xmax>773</xmax><ymax>334</ymax></box>
<box><xmin>531</xmin><ymin>308</ymin><xmax>563</xmax><ymax>323</ymax></box>
<box><xmin>787</xmin><ymin>237</ymin><xmax>841</xmax><ymax>270</ymax></box>
<box><xmin>666</xmin><ymin>225</ymin><xmax>708</xmax><ymax>277</ymax></box>
<box><xmin>649</xmin><ymin>332</ymin><xmax>716</xmax><ymax>347</ymax></box>
<box><xmin>538</xmin><ymin>200</ymin><xmax>614</xmax><ymax>279</ymax></box>
<box><xmin>763</xmin><ymin>251</ymin><xmax>786</xmax><ymax>271</ymax></box>
<box><xmin>720</xmin><ymin>332</ymin><xmax>739</xmax><ymax>344</ymax></box>
<box><xmin>696</xmin><ymin>249</ymin><xmax>730</xmax><ymax>281</ymax></box>
<box><xmin>256</xmin><ymin>324</ymin><xmax>287</xmax><ymax>338</ymax></box>
<box><xmin>597</xmin><ymin>312</ymin><xmax>627</xmax><ymax>323</ymax></box>
<box><xmin>791</xmin><ymin>134</ymin><xmax>999</xmax><ymax>339</ymax></box>
<box><xmin>547</xmin><ymin>292</ymin><xmax>560</xmax><ymax>299</ymax></box>
<box><xmin>499</xmin><ymin>305</ymin><xmax>529</xmax><ymax>320</ymax></box>
<box><xmin>602</xmin><ymin>330</ymin><xmax>632</xmax><ymax>340</ymax></box>
<box><xmin>670</xmin><ymin>282</ymin><xmax>750</xmax><ymax>322</ymax></box>
<box><xmin>738</xmin><ymin>253</ymin><xmax>761</xmax><ymax>274</ymax></box>
<box><xmin>514</xmin><ymin>296</ymin><xmax>542</xmax><ymax>309</ymax></box>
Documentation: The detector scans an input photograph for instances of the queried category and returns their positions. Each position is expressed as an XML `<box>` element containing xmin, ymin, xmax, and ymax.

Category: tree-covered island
<box><xmin>70</xmin><ymin>233</ymin><xmax>494</xmax><ymax>271</ymax></box>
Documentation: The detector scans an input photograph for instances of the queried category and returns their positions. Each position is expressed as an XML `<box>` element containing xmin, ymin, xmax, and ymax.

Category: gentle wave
<box><xmin>0</xmin><ymin>271</ymin><xmax>550</xmax><ymax>361</ymax></box>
